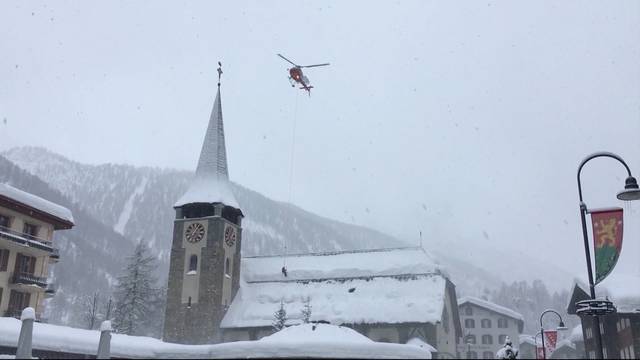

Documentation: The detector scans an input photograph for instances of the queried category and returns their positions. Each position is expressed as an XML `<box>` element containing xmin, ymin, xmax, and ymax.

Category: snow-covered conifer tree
<box><xmin>113</xmin><ymin>241</ymin><xmax>159</xmax><ymax>335</ymax></box>
<box><xmin>272</xmin><ymin>299</ymin><xmax>287</xmax><ymax>332</ymax></box>
<box><xmin>301</xmin><ymin>296</ymin><xmax>312</xmax><ymax>324</ymax></box>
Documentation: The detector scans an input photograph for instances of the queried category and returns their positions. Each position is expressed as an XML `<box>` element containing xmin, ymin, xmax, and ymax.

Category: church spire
<box><xmin>174</xmin><ymin>63</ymin><xmax>239</xmax><ymax>209</ymax></box>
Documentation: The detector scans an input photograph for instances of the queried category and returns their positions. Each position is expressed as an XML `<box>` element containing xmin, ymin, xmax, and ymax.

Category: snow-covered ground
<box><xmin>0</xmin><ymin>319</ymin><xmax>431</xmax><ymax>359</ymax></box>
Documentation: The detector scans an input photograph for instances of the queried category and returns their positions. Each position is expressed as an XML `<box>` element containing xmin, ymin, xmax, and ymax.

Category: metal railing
<box><xmin>11</xmin><ymin>272</ymin><xmax>48</xmax><ymax>288</ymax></box>
<box><xmin>0</xmin><ymin>225</ymin><xmax>56</xmax><ymax>253</ymax></box>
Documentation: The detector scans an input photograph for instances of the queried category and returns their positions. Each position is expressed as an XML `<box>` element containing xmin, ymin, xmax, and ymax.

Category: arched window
<box><xmin>188</xmin><ymin>255</ymin><xmax>198</xmax><ymax>272</ymax></box>
<box><xmin>465</xmin><ymin>306</ymin><xmax>473</xmax><ymax>315</ymax></box>
<box><xmin>465</xmin><ymin>319</ymin><xmax>475</xmax><ymax>328</ymax></box>
<box><xmin>482</xmin><ymin>334</ymin><xmax>493</xmax><ymax>345</ymax></box>
<box><xmin>498</xmin><ymin>318</ymin><xmax>508</xmax><ymax>328</ymax></box>
<box><xmin>225</xmin><ymin>257</ymin><xmax>230</xmax><ymax>276</ymax></box>
<box><xmin>481</xmin><ymin>319</ymin><xmax>492</xmax><ymax>328</ymax></box>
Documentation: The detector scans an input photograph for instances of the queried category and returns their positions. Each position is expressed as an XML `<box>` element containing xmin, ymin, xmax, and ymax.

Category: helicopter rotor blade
<box><xmin>301</xmin><ymin>63</ymin><xmax>330</xmax><ymax>68</ymax></box>
<box><xmin>277</xmin><ymin>54</ymin><xmax>299</xmax><ymax>67</ymax></box>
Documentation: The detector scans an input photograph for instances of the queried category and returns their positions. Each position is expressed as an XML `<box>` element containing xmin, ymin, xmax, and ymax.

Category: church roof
<box><xmin>221</xmin><ymin>247</ymin><xmax>452</xmax><ymax>328</ymax></box>
<box><xmin>175</xmin><ymin>85</ymin><xmax>239</xmax><ymax>209</ymax></box>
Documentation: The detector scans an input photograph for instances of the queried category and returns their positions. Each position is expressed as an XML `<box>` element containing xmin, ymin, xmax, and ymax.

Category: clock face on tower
<box><xmin>185</xmin><ymin>223</ymin><xmax>205</xmax><ymax>243</ymax></box>
<box><xmin>224</xmin><ymin>225</ymin><xmax>237</xmax><ymax>247</ymax></box>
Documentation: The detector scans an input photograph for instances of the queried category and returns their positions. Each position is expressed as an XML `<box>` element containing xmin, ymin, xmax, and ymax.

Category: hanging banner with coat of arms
<box><xmin>590</xmin><ymin>207</ymin><xmax>623</xmax><ymax>284</ymax></box>
<box><xmin>543</xmin><ymin>330</ymin><xmax>558</xmax><ymax>356</ymax></box>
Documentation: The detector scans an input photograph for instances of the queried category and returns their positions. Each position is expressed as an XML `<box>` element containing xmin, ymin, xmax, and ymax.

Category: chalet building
<box><xmin>457</xmin><ymin>297</ymin><xmax>524</xmax><ymax>359</ymax></box>
<box><xmin>0</xmin><ymin>183</ymin><xmax>74</xmax><ymax>320</ymax></box>
<box><xmin>163</xmin><ymin>75</ymin><xmax>463</xmax><ymax>358</ymax></box>
<box><xmin>567</xmin><ymin>278</ymin><xmax>640</xmax><ymax>359</ymax></box>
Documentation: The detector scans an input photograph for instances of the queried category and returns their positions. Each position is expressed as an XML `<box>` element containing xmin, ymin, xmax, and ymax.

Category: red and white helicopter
<box><xmin>277</xmin><ymin>53</ymin><xmax>329</xmax><ymax>95</ymax></box>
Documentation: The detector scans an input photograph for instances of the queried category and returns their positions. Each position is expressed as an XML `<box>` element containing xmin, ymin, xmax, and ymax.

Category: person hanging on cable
<box><xmin>281</xmin><ymin>266</ymin><xmax>288</xmax><ymax>277</ymax></box>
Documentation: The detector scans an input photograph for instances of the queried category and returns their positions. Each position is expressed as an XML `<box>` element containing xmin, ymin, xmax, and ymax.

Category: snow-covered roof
<box><xmin>458</xmin><ymin>296</ymin><xmax>524</xmax><ymax>322</ymax></box>
<box><xmin>174</xmin><ymin>86</ymin><xmax>239</xmax><ymax>209</ymax></box>
<box><xmin>0</xmin><ymin>183</ymin><xmax>74</xmax><ymax>226</ymax></box>
<box><xmin>222</xmin><ymin>274</ymin><xmax>447</xmax><ymax>328</ymax></box>
<box><xmin>519</xmin><ymin>334</ymin><xmax>539</xmax><ymax>347</ymax></box>
<box><xmin>243</xmin><ymin>247</ymin><xmax>442</xmax><ymax>282</ymax></box>
<box><xmin>0</xmin><ymin>318</ymin><xmax>430</xmax><ymax>359</ymax></box>
<box><xmin>221</xmin><ymin>247</ymin><xmax>449</xmax><ymax>328</ymax></box>
<box><xmin>597</xmin><ymin>273</ymin><xmax>640</xmax><ymax>313</ymax></box>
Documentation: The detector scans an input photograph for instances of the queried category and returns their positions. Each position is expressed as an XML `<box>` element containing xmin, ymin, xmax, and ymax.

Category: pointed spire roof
<box><xmin>174</xmin><ymin>82</ymin><xmax>239</xmax><ymax>209</ymax></box>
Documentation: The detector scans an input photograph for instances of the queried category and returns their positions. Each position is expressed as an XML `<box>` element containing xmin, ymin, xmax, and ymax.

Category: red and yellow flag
<box><xmin>591</xmin><ymin>208</ymin><xmax>623</xmax><ymax>284</ymax></box>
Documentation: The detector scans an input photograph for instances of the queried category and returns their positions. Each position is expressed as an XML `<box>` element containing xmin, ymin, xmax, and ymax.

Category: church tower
<box><xmin>163</xmin><ymin>69</ymin><xmax>243</xmax><ymax>344</ymax></box>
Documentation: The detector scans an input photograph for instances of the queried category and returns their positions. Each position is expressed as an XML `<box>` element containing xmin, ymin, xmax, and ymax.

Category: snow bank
<box><xmin>260</xmin><ymin>323</ymin><xmax>372</xmax><ymax>344</ymax></box>
<box><xmin>222</xmin><ymin>275</ymin><xmax>447</xmax><ymax>328</ymax></box>
<box><xmin>0</xmin><ymin>183</ymin><xmax>74</xmax><ymax>224</ymax></box>
<box><xmin>0</xmin><ymin>319</ymin><xmax>429</xmax><ymax>359</ymax></box>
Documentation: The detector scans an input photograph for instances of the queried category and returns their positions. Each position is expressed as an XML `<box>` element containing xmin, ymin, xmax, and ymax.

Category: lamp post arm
<box><xmin>539</xmin><ymin>309</ymin><xmax>563</xmax><ymax>328</ymax></box>
<box><xmin>577</xmin><ymin>151</ymin><xmax>633</xmax><ymax>202</ymax></box>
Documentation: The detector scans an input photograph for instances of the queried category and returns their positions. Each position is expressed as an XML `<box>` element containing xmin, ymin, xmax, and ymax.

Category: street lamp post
<box><xmin>576</xmin><ymin>152</ymin><xmax>640</xmax><ymax>359</ymax></box>
<box><xmin>534</xmin><ymin>331</ymin><xmax>542</xmax><ymax>360</ymax></box>
<box><xmin>539</xmin><ymin>309</ymin><xmax>568</xmax><ymax>359</ymax></box>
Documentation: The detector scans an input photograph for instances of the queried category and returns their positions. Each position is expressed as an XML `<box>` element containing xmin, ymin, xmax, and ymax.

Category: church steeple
<box><xmin>164</xmin><ymin>63</ymin><xmax>244</xmax><ymax>345</ymax></box>
<box><xmin>174</xmin><ymin>64</ymin><xmax>239</xmax><ymax>209</ymax></box>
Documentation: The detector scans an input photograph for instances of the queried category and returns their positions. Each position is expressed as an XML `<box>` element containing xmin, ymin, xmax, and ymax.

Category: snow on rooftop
<box><xmin>458</xmin><ymin>296</ymin><xmax>524</xmax><ymax>322</ymax></box>
<box><xmin>221</xmin><ymin>274</ymin><xmax>447</xmax><ymax>328</ymax></box>
<box><xmin>0</xmin><ymin>183</ymin><xmax>74</xmax><ymax>224</ymax></box>
<box><xmin>0</xmin><ymin>318</ymin><xmax>429</xmax><ymax>359</ymax></box>
<box><xmin>174</xmin><ymin>85</ymin><xmax>239</xmax><ymax>209</ymax></box>
<box><xmin>174</xmin><ymin>177</ymin><xmax>239</xmax><ymax>209</ymax></box>
<box><xmin>242</xmin><ymin>247</ymin><xmax>442</xmax><ymax>283</ymax></box>
<box><xmin>597</xmin><ymin>273</ymin><xmax>640</xmax><ymax>312</ymax></box>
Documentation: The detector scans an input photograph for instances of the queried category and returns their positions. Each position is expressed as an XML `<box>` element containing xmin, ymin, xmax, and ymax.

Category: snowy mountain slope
<box><xmin>0</xmin><ymin>155</ymin><xmax>133</xmax><ymax>325</ymax></box>
<box><xmin>3</xmin><ymin>147</ymin><xmax>572</xmax><ymax>294</ymax></box>
<box><xmin>2</xmin><ymin>147</ymin><xmax>407</xmax><ymax>266</ymax></box>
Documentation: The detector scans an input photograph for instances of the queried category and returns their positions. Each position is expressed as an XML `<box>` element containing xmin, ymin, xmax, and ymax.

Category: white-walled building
<box><xmin>0</xmin><ymin>183</ymin><xmax>74</xmax><ymax>320</ymax></box>
<box><xmin>457</xmin><ymin>296</ymin><xmax>524</xmax><ymax>359</ymax></box>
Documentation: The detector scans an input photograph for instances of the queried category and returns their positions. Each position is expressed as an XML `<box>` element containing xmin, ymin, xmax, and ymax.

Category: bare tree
<box><xmin>82</xmin><ymin>292</ymin><xmax>100</xmax><ymax>330</ymax></box>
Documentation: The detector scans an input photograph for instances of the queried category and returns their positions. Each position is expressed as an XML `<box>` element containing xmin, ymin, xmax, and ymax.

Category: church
<box><xmin>162</xmin><ymin>73</ymin><xmax>462</xmax><ymax>358</ymax></box>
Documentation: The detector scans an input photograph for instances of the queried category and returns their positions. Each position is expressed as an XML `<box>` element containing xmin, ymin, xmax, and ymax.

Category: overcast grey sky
<box><xmin>1</xmin><ymin>1</ymin><xmax>639</xmax><ymax>282</ymax></box>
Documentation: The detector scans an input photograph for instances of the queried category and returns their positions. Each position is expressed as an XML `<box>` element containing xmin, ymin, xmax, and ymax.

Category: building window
<box><xmin>629</xmin><ymin>345</ymin><xmax>635</xmax><ymax>358</ymax></box>
<box><xmin>465</xmin><ymin>306</ymin><xmax>473</xmax><ymax>315</ymax></box>
<box><xmin>225</xmin><ymin>257</ymin><xmax>231</xmax><ymax>276</ymax></box>
<box><xmin>14</xmin><ymin>254</ymin><xmax>36</xmax><ymax>275</ymax></box>
<box><xmin>465</xmin><ymin>319</ymin><xmax>475</xmax><ymax>328</ymax></box>
<box><xmin>0</xmin><ymin>249</ymin><xmax>9</xmax><ymax>271</ymax></box>
<box><xmin>468</xmin><ymin>351</ymin><xmax>478</xmax><ymax>358</ymax></box>
<box><xmin>586</xmin><ymin>327</ymin><xmax>593</xmax><ymax>339</ymax></box>
<box><xmin>499</xmin><ymin>335</ymin><xmax>508</xmax><ymax>344</ymax></box>
<box><xmin>0</xmin><ymin>214</ymin><xmax>11</xmax><ymax>229</ymax></box>
<box><xmin>603</xmin><ymin>347</ymin><xmax>608</xmax><ymax>358</ymax></box>
<box><xmin>466</xmin><ymin>335</ymin><xmax>476</xmax><ymax>344</ymax></box>
<box><xmin>599</xmin><ymin>322</ymin><xmax>604</xmax><ymax>334</ymax></box>
<box><xmin>481</xmin><ymin>319</ymin><xmax>492</xmax><ymax>328</ymax></box>
<box><xmin>625</xmin><ymin>318</ymin><xmax>631</xmax><ymax>328</ymax></box>
<box><xmin>22</xmin><ymin>223</ymin><xmax>38</xmax><ymax>240</ymax></box>
<box><xmin>481</xmin><ymin>334</ymin><xmax>493</xmax><ymax>345</ymax></box>
<box><xmin>8</xmin><ymin>290</ymin><xmax>31</xmax><ymax>313</ymax></box>
<box><xmin>188</xmin><ymin>255</ymin><xmax>198</xmax><ymax>272</ymax></box>
<box><xmin>498</xmin><ymin>318</ymin><xmax>508</xmax><ymax>328</ymax></box>
<box><xmin>483</xmin><ymin>351</ymin><xmax>493</xmax><ymax>359</ymax></box>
